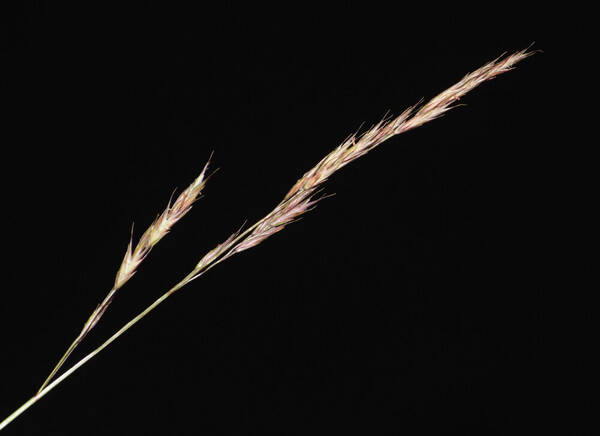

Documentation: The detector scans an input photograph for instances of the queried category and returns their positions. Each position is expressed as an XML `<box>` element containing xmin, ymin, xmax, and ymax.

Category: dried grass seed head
<box><xmin>114</xmin><ymin>157</ymin><xmax>213</xmax><ymax>289</ymax></box>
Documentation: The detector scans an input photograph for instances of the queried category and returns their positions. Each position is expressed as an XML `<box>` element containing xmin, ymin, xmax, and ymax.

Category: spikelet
<box><xmin>196</xmin><ymin>231</ymin><xmax>241</xmax><ymax>271</ymax></box>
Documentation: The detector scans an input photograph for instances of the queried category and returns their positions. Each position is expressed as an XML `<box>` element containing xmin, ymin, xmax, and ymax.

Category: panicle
<box><xmin>114</xmin><ymin>156</ymin><xmax>212</xmax><ymax>290</ymax></box>
<box><xmin>224</xmin><ymin>48</ymin><xmax>534</xmax><ymax>258</ymax></box>
<box><xmin>192</xmin><ymin>48</ymin><xmax>534</xmax><ymax>276</ymax></box>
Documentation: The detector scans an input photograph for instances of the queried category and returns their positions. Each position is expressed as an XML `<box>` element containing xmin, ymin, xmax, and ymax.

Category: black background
<box><xmin>1</xmin><ymin>3</ymin><xmax>554</xmax><ymax>435</ymax></box>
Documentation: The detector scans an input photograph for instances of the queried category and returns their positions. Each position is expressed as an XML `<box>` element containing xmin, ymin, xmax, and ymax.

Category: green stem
<box><xmin>1</xmin><ymin>217</ymin><xmax>263</xmax><ymax>431</ymax></box>
<box><xmin>0</xmin><ymin>276</ymin><xmax>190</xmax><ymax>431</ymax></box>
<box><xmin>0</xmin><ymin>396</ymin><xmax>38</xmax><ymax>432</ymax></box>
<box><xmin>38</xmin><ymin>288</ymin><xmax>119</xmax><ymax>392</ymax></box>
<box><xmin>37</xmin><ymin>335</ymin><xmax>82</xmax><ymax>393</ymax></box>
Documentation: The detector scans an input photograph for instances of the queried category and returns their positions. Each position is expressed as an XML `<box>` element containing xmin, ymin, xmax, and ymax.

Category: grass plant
<box><xmin>0</xmin><ymin>47</ymin><xmax>534</xmax><ymax>431</ymax></box>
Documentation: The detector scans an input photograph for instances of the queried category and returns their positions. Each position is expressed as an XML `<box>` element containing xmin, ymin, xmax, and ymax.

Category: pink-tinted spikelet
<box><xmin>196</xmin><ymin>230</ymin><xmax>241</xmax><ymax>271</ymax></box>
